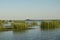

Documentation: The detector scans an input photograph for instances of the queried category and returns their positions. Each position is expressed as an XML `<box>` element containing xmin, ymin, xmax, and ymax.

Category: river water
<box><xmin>0</xmin><ymin>21</ymin><xmax>60</xmax><ymax>40</ymax></box>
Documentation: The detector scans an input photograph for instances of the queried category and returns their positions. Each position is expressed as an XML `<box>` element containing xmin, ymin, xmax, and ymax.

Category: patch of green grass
<box><xmin>41</xmin><ymin>20</ymin><xmax>60</xmax><ymax>30</ymax></box>
<box><xmin>31</xmin><ymin>22</ymin><xmax>38</xmax><ymax>26</ymax></box>
<box><xmin>12</xmin><ymin>22</ymin><xmax>29</xmax><ymax>30</ymax></box>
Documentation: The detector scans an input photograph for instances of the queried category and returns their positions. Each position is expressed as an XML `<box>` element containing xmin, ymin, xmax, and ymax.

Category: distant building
<box><xmin>26</xmin><ymin>19</ymin><xmax>31</xmax><ymax>21</ymax></box>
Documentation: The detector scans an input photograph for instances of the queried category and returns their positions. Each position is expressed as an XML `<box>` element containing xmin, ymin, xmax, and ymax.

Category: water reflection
<box><xmin>41</xmin><ymin>26</ymin><xmax>56</xmax><ymax>31</ymax></box>
<box><xmin>13</xmin><ymin>29</ymin><xmax>28</xmax><ymax>34</ymax></box>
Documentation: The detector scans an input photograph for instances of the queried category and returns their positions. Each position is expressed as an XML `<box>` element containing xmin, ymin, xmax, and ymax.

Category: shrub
<box><xmin>41</xmin><ymin>20</ymin><xmax>60</xmax><ymax>30</ymax></box>
<box><xmin>12</xmin><ymin>22</ymin><xmax>29</xmax><ymax>30</ymax></box>
<box><xmin>31</xmin><ymin>22</ymin><xmax>38</xmax><ymax>26</ymax></box>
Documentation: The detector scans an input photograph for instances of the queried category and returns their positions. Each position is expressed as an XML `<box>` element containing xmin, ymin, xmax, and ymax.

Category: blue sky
<box><xmin>0</xmin><ymin>0</ymin><xmax>60</xmax><ymax>20</ymax></box>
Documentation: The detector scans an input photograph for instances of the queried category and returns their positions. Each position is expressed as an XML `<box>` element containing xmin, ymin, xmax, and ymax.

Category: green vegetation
<box><xmin>41</xmin><ymin>20</ymin><xmax>60</xmax><ymax>30</ymax></box>
<box><xmin>12</xmin><ymin>21</ymin><xmax>29</xmax><ymax>30</ymax></box>
<box><xmin>13</xmin><ymin>20</ymin><xmax>26</xmax><ymax>23</ymax></box>
<box><xmin>0</xmin><ymin>20</ymin><xmax>30</xmax><ymax>31</ymax></box>
<box><xmin>31</xmin><ymin>22</ymin><xmax>38</xmax><ymax>26</ymax></box>
<box><xmin>0</xmin><ymin>20</ymin><xmax>6</xmax><ymax>30</ymax></box>
<box><xmin>0</xmin><ymin>20</ymin><xmax>60</xmax><ymax>31</ymax></box>
<box><xmin>0</xmin><ymin>25</ymin><xmax>3</xmax><ymax>29</ymax></box>
<box><xmin>0</xmin><ymin>20</ymin><xmax>7</xmax><ymax>24</ymax></box>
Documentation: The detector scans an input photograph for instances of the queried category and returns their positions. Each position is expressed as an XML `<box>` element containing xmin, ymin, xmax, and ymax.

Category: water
<box><xmin>0</xmin><ymin>21</ymin><xmax>60</xmax><ymax>40</ymax></box>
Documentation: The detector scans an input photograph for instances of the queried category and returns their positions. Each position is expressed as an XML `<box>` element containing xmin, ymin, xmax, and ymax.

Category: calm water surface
<box><xmin>0</xmin><ymin>21</ymin><xmax>60</xmax><ymax>40</ymax></box>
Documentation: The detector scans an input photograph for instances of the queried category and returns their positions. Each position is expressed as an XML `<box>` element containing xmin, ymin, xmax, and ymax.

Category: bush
<box><xmin>12</xmin><ymin>22</ymin><xmax>29</xmax><ymax>30</ymax></box>
<box><xmin>31</xmin><ymin>22</ymin><xmax>38</xmax><ymax>26</ymax></box>
<box><xmin>41</xmin><ymin>20</ymin><xmax>60</xmax><ymax>30</ymax></box>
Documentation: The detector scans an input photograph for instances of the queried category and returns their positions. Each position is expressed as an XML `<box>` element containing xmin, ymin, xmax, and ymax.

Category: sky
<box><xmin>0</xmin><ymin>0</ymin><xmax>60</xmax><ymax>20</ymax></box>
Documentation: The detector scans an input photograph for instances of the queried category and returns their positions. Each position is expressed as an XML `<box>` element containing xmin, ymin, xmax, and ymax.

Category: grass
<box><xmin>0</xmin><ymin>20</ymin><xmax>30</xmax><ymax>30</ymax></box>
<box><xmin>41</xmin><ymin>20</ymin><xmax>60</xmax><ymax>30</ymax></box>
<box><xmin>31</xmin><ymin>22</ymin><xmax>38</xmax><ymax>26</ymax></box>
<box><xmin>0</xmin><ymin>20</ymin><xmax>36</xmax><ymax>31</ymax></box>
<box><xmin>12</xmin><ymin>21</ymin><xmax>30</xmax><ymax>30</ymax></box>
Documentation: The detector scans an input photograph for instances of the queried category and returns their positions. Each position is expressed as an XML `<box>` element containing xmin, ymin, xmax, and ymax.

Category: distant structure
<box><xmin>26</xmin><ymin>19</ymin><xmax>42</xmax><ymax>21</ymax></box>
<box><xmin>26</xmin><ymin>19</ymin><xmax>31</xmax><ymax>21</ymax></box>
<box><xmin>9</xmin><ymin>20</ymin><xmax>12</xmax><ymax>22</ymax></box>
